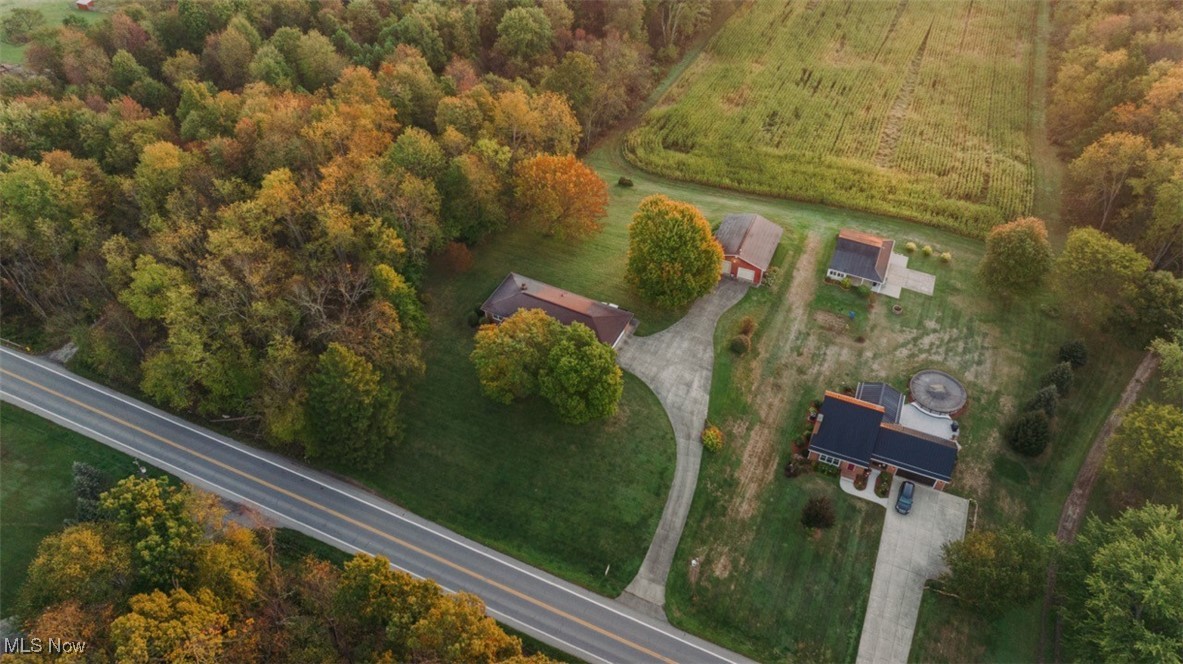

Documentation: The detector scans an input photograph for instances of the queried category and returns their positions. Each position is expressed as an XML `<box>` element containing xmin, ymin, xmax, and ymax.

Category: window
<box><xmin>817</xmin><ymin>454</ymin><xmax>840</xmax><ymax>466</ymax></box>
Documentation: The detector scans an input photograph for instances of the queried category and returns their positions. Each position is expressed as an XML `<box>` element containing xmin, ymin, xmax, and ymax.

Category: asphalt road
<box><xmin>0</xmin><ymin>347</ymin><xmax>755</xmax><ymax>664</ymax></box>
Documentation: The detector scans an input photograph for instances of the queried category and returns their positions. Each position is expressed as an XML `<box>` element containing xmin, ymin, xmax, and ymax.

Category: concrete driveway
<box><xmin>856</xmin><ymin>483</ymin><xmax>969</xmax><ymax>664</ymax></box>
<box><xmin>879</xmin><ymin>253</ymin><xmax>936</xmax><ymax>299</ymax></box>
<box><xmin>615</xmin><ymin>279</ymin><xmax>749</xmax><ymax>616</ymax></box>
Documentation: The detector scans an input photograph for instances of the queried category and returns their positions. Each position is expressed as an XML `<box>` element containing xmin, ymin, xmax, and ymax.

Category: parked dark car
<box><xmin>895</xmin><ymin>481</ymin><xmax>915</xmax><ymax>515</ymax></box>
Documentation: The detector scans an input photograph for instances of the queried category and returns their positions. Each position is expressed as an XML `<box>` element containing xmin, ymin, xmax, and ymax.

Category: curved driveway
<box><xmin>616</xmin><ymin>279</ymin><xmax>749</xmax><ymax>615</ymax></box>
<box><xmin>0</xmin><ymin>347</ymin><xmax>756</xmax><ymax>664</ymax></box>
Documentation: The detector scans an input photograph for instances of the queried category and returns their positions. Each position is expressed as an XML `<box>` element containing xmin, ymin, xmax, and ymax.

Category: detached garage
<box><xmin>715</xmin><ymin>213</ymin><xmax>783</xmax><ymax>286</ymax></box>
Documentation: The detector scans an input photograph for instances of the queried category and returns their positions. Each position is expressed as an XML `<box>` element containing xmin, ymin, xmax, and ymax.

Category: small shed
<box><xmin>716</xmin><ymin>213</ymin><xmax>783</xmax><ymax>286</ymax></box>
<box><xmin>76</xmin><ymin>0</ymin><xmax>95</xmax><ymax>10</ymax></box>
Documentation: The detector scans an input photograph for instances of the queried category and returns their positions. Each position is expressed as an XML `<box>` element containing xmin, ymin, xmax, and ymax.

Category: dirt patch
<box><xmin>812</xmin><ymin>310</ymin><xmax>850</xmax><ymax>334</ymax></box>
<box><xmin>711</xmin><ymin>552</ymin><xmax>733</xmax><ymax>580</ymax></box>
<box><xmin>724</xmin><ymin>235</ymin><xmax>824</xmax><ymax>523</ymax></box>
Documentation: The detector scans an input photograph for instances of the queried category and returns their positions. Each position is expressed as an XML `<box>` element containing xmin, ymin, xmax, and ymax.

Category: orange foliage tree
<box><xmin>512</xmin><ymin>154</ymin><xmax>608</xmax><ymax>241</ymax></box>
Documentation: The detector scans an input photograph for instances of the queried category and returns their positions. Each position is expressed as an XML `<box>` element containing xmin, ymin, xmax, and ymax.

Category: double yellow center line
<box><xmin>0</xmin><ymin>367</ymin><xmax>676</xmax><ymax>664</ymax></box>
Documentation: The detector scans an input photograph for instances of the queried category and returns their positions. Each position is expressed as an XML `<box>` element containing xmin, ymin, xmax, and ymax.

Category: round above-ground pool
<box><xmin>908</xmin><ymin>369</ymin><xmax>968</xmax><ymax>415</ymax></box>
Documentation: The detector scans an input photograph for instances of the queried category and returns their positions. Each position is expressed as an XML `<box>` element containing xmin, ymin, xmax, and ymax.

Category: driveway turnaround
<box><xmin>0</xmin><ymin>347</ymin><xmax>757</xmax><ymax>664</ymax></box>
<box><xmin>615</xmin><ymin>279</ymin><xmax>749</xmax><ymax>616</ymax></box>
<box><xmin>856</xmin><ymin>483</ymin><xmax>969</xmax><ymax>664</ymax></box>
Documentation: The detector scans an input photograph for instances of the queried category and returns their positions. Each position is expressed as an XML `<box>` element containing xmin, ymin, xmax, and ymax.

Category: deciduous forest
<box><xmin>0</xmin><ymin>0</ymin><xmax>716</xmax><ymax>465</ymax></box>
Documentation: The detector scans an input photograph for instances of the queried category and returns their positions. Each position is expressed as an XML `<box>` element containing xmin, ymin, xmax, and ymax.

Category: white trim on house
<box><xmin>826</xmin><ymin>269</ymin><xmax>885</xmax><ymax>292</ymax></box>
<box><xmin>817</xmin><ymin>453</ymin><xmax>843</xmax><ymax>467</ymax></box>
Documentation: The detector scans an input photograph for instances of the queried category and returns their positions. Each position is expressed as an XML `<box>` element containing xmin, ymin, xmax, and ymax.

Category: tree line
<box><xmin>0</xmin><ymin>0</ymin><xmax>717</xmax><ymax>467</ymax></box>
<box><xmin>1048</xmin><ymin>0</ymin><xmax>1183</xmax><ymax>272</ymax></box>
<box><xmin>980</xmin><ymin>217</ymin><xmax>1182</xmax><ymax>346</ymax></box>
<box><xmin>939</xmin><ymin>504</ymin><xmax>1182</xmax><ymax>662</ymax></box>
<box><xmin>10</xmin><ymin>467</ymin><xmax>557</xmax><ymax>663</ymax></box>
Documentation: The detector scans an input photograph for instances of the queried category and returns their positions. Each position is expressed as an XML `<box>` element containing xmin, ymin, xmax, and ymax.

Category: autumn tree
<box><xmin>110</xmin><ymin>588</ymin><xmax>230</xmax><ymax>663</ymax></box>
<box><xmin>305</xmin><ymin>343</ymin><xmax>399</xmax><ymax>469</ymax></box>
<box><xmin>333</xmin><ymin>554</ymin><xmax>441</xmax><ymax>660</ymax></box>
<box><xmin>513</xmin><ymin>154</ymin><xmax>608</xmax><ymax>241</ymax></box>
<box><xmin>21</xmin><ymin>600</ymin><xmax>111</xmax><ymax>663</ymax></box>
<box><xmin>133</xmin><ymin>141</ymin><xmax>192</xmax><ymax>221</ymax></box>
<box><xmin>0</xmin><ymin>157</ymin><xmax>105</xmax><ymax>324</ymax></box>
<box><xmin>470</xmin><ymin>308</ymin><xmax>562</xmax><ymax>404</ymax></box>
<box><xmin>1102</xmin><ymin>403</ymin><xmax>1183</xmax><ymax>507</ymax></box>
<box><xmin>492</xmin><ymin>89</ymin><xmax>581</xmax><ymax>157</ymax></box>
<box><xmin>626</xmin><ymin>194</ymin><xmax>723</xmax><ymax>308</ymax></box>
<box><xmin>1064</xmin><ymin>132</ymin><xmax>1151</xmax><ymax>229</ymax></box>
<box><xmin>1050</xmin><ymin>228</ymin><xmax>1150</xmax><ymax>325</ymax></box>
<box><xmin>539</xmin><ymin>323</ymin><xmax>624</xmax><ymax>424</ymax></box>
<box><xmin>99</xmin><ymin>476</ymin><xmax>201</xmax><ymax>589</ymax></box>
<box><xmin>940</xmin><ymin>527</ymin><xmax>1051</xmax><ymax>616</ymax></box>
<box><xmin>1059</xmin><ymin>504</ymin><xmax>1183</xmax><ymax>662</ymax></box>
<box><xmin>19</xmin><ymin>524</ymin><xmax>132</xmax><ymax>615</ymax></box>
<box><xmin>376</xmin><ymin>47</ymin><xmax>445</xmax><ymax>131</ymax></box>
<box><xmin>408</xmin><ymin>592</ymin><xmax>523</xmax><ymax>663</ymax></box>
<box><xmin>979</xmin><ymin>217</ymin><xmax>1053</xmax><ymax>295</ymax></box>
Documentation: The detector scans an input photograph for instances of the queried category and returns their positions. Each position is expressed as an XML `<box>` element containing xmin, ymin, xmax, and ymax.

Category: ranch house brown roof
<box><xmin>480</xmin><ymin>273</ymin><xmax>635</xmax><ymax>347</ymax></box>
<box><xmin>715</xmin><ymin>213</ymin><xmax>784</xmax><ymax>272</ymax></box>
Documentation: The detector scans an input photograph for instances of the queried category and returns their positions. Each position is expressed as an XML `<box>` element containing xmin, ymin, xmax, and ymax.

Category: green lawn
<box><xmin>0</xmin><ymin>402</ymin><xmax>140</xmax><ymax>613</ymax></box>
<box><xmin>0</xmin><ymin>0</ymin><xmax>103</xmax><ymax>66</ymax></box>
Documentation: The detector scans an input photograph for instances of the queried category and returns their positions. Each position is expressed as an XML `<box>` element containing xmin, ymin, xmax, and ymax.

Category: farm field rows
<box><xmin>625</xmin><ymin>0</ymin><xmax>1038</xmax><ymax>237</ymax></box>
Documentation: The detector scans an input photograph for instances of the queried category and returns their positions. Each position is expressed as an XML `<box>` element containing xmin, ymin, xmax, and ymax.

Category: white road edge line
<box><xmin>2</xmin><ymin>349</ymin><xmax>738</xmax><ymax>663</ymax></box>
<box><xmin>0</xmin><ymin>393</ymin><xmax>614</xmax><ymax>664</ymax></box>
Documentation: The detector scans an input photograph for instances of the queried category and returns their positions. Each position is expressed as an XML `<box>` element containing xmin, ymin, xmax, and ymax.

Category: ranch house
<box><xmin>807</xmin><ymin>386</ymin><xmax>961</xmax><ymax>491</ymax></box>
<box><xmin>716</xmin><ymin>213</ymin><xmax>783</xmax><ymax>286</ymax></box>
<box><xmin>826</xmin><ymin>229</ymin><xmax>894</xmax><ymax>291</ymax></box>
<box><xmin>480</xmin><ymin>273</ymin><xmax>637</xmax><ymax>349</ymax></box>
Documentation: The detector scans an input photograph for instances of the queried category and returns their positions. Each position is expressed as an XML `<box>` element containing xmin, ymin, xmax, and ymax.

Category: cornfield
<box><xmin>625</xmin><ymin>0</ymin><xmax>1038</xmax><ymax>238</ymax></box>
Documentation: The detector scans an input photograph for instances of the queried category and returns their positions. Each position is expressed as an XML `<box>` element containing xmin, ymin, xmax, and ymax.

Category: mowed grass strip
<box><xmin>0</xmin><ymin>402</ymin><xmax>140</xmax><ymax>613</ymax></box>
<box><xmin>625</xmin><ymin>0</ymin><xmax>1037</xmax><ymax>237</ymax></box>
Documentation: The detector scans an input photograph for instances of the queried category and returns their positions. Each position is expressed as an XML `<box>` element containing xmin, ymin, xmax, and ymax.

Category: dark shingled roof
<box><xmin>480</xmin><ymin>273</ymin><xmax>635</xmax><ymax>347</ymax></box>
<box><xmin>716</xmin><ymin>213</ymin><xmax>784</xmax><ymax>272</ymax></box>
<box><xmin>809</xmin><ymin>391</ymin><xmax>884</xmax><ymax>466</ymax></box>
<box><xmin>871</xmin><ymin>424</ymin><xmax>959</xmax><ymax>482</ymax></box>
<box><xmin>829</xmin><ymin>229</ymin><xmax>894</xmax><ymax>282</ymax></box>
<box><xmin>810</xmin><ymin>391</ymin><xmax>959</xmax><ymax>483</ymax></box>
<box><xmin>856</xmin><ymin>382</ymin><xmax>904</xmax><ymax>424</ymax></box>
